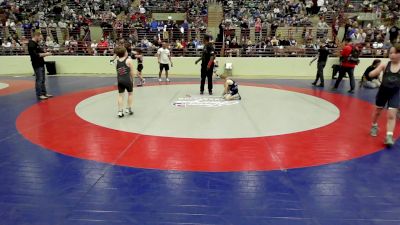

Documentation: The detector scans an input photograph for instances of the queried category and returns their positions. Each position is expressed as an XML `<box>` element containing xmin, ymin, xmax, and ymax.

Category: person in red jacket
<box><xmin>333</xmin><ymin>38</ymin><xmax>359</xmax><ymax>93</ymax></box>
<box><xmin>97</xmin><ymin>38</ymin><xmax>109</xmax><ymax>55</ymax></box>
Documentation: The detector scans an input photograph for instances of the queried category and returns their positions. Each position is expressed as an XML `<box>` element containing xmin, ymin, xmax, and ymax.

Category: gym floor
<box><xmin>1</xmin><ymin>76</ymin><xmax>400</xmax><ymax>225</ymax></box>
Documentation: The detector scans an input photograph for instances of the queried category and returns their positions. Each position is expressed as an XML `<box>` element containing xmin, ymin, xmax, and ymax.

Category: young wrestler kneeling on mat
<box><xmin>220</xmin><ymin>74</ymin><xmax>241</xmax><ymax>100</ymax></box>
<box><xmin>115</xmin><ymin>46</ymin><xmax>135</xmax><ymax>118</ymax></box>
<box><xmin>369</xmin><ymin>44</ymin><xmax>400</xmax><ymax>147</ymax></box>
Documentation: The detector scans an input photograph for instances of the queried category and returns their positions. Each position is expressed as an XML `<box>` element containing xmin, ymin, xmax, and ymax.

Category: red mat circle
<box><xmin>0</xmin><ymin>80</ymin><xmax>34</xmax><ymax>96</ymax></box>
<box><xmin>16</xmin><ymin>83</ymin><xmax>397</xmax><ymax>172</ymax></box>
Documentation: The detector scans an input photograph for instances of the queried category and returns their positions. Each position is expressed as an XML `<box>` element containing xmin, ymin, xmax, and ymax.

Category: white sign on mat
<box><xmin>172</xmin><ymin>95</ymin><xmax>240</xmax><ymax>108</ymax></box>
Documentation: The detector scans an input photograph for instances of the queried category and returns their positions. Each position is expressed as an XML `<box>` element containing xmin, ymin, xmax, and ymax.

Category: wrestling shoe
<box><xmin>38</xmin><ymin>95</ymin><xmax>48</xmax><ymax>100</ymax></box>
<box><xmin>118</xmin><ymin>111</ymin><xmax>124</xmax><ymax>118</ymax></box>
<box><xmin>370</xmin><ymin>125</ymin><xmax>379</xmax><ymax>137</ymax></box>
<box><xmin>384</xmin><ymin>134</ymin><xmax>394</xmax><ymax>147</ymax></box>
<box><xmin>125</xmin><ymin>108</ymin><xmax>134</xmax><ymax>115</ymax></box>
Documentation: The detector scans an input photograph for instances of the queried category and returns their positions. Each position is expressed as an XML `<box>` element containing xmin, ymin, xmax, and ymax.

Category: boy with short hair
<box><xmin>115</xmin><ymin>46</ymin><xmax>135</xmax><ymax>117</ymax></box>
<box><xmin>220</xmin><ymin>73</ymin><xmax>241</xmax><ymax>100</ymax></box>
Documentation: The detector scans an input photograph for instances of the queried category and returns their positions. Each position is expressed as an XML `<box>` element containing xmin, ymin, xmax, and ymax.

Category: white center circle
<box><xmin>75</xmin><ymin>84</ymin><xmax>340</xmax><ymax>139</ymax></box>
<box><xmin>0</xmin><ymin>82</ymin><xmax>10</xmax><ymax>90</ymax></box>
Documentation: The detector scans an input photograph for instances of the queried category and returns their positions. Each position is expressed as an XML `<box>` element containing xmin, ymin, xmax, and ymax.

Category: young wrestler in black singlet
<box><xmin>132</xmin><ymin>49</ymin><xmax>145</xmax><ymax>86</ymax></box>
<box><xmin>115</xmin><ymin>46</ymin><xmax>135</xmax><ymax>118</ymax></box>
<box><xmin>369</xmin><ymin>44</ymin><xmax>400</xmax><ymax>146</ymax></box>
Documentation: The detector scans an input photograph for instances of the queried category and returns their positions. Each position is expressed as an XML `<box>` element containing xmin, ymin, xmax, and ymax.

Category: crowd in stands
<box><xmin>219</xmin><ymin>0</ymin><xmax>347</xmax><ymax>30</ymax></box>
<box><xmin>346</xmin><ymin>0</ymin><xmax>400</xmax><ymax>19</ymax></box>
<box><xmin>340</xmin><ymin>17</ymin><xmax>400</xmax><ymax>57</ymax></box>
<box><xmin>215</xmin><ymin>0</ymin><xmax>344</xmax><ymax>51</ymax></box>
<box><xmin>222</xmin><ymin>0</ymin><xmax>312</xmax><ymax>29</ymax></box>
<box><xmin>0</xmin><ymin>0</ymin><xmax>399</xmax><ymax>57</ymax></box>
<box><xmin>217</xmin><ymin>16</ymin><xmax>399</xmax><ymax>58</ymax></box>
<box><xmin>139</xmin><ymin>0</ymin><xmax>208</xmax><ymax>14</ymax></box>
<box><xmin>213</xmin><ymin>0</ymin><xmax>399</xmax><ymax>58</ymax></box>
<box><xmin>0</xmin><ymin>0</ymin><xmax>209</xmax><ymax>54</ymax></box>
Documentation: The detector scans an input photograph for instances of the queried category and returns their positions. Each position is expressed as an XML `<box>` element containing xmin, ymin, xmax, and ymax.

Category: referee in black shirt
<box><xmin>28</xmin><ymin>31</ymin><xmax>53</xmax><ymax>100</ymax></box>
<box><xmin>195</xmin><ymin>35</ymin><xmax>216</xmax><ymax>95</ymax></box>
<box><xmin>310</xmin><ymin>44</ymin><xmax>330</xmax><ymax>87</ymax></box>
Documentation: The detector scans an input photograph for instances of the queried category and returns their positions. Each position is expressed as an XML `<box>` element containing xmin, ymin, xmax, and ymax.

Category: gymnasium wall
<box><xmin>0</xmin><ymin>56</ymin><xmax>389</xmax><ymax>78</ymax></box>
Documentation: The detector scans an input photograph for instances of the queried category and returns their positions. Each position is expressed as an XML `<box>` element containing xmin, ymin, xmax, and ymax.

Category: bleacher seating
<box><xmin>0</xmin><ymin>0</ymin><xmax>398</xmax><ymax>58</ymax></box>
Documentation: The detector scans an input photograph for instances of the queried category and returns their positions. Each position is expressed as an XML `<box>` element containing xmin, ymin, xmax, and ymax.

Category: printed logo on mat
<box><xmin>172</xmin><ymin>95</ymin><xmax>240</xmax><ymax>108</ymax></box>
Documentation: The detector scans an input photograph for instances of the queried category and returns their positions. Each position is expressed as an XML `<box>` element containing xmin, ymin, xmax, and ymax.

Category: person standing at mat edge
<box><xmin>157</xmin><ymin>42</ymin><xmax>173</xmax><ymax>83</ymax></box>
<box><xmin>115</xmin><ymin>46</ymin><xmax>134</xmax><ymax>118</ymax></box>
<box><xmin>310</xmin><ymin>43</ymin><xmax>330</xmax><ymax>87</ymax></box>
<box><xmin>369</xmin><ymin>44</ymin><xmax>400</xmax><ymax>147</ymax></box>
<box><xmin>195</xmin><ymin>35</ymin><xmax>215</xmax><ymax>95</ymax></box>
<box><xmin>332</xmin><ymin>38</ymin><xmax>360</xmax><ymax>93</ymax></box>
<box><xmin>132</xmin><ymin>49</ymin><xmax>145</xmax><ymax>86</ymax></box>
<box><xmin>28</xmin><ymin>31</ymin><xmax>53</xmax><ymax>100</ymax></box>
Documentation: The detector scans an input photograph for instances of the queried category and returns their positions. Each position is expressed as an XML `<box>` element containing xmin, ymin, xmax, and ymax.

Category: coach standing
<box><xmin>310</xmin><ymin>43</ymin><xmax>330</xmax><ymax>87</ymax></box>
<box><xmin>333</xmin><ymin>38</ymin><xmax>359</xmax><ymax>93</ymax></box>
<box><xmin>195</xmin><ymin>35</ymin><xmax>215</xmax><ymax>95</ymax></box>
<box><xmin>157</xmin><ymin>42</ymin><xmax>173</xmax><ymax>82</ymax></box>
<box><xmin>28</xmin><ymin>31</ymin><xmax>53</xmax><ymax>100</ymax></box>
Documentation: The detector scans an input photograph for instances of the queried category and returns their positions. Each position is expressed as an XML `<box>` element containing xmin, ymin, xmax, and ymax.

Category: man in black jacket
<box><xmin>195</xmin><ymin>35</ymin><xmax>215</xmax><ymax>95</ymax></box>
<box><xmin>28</xmin><ymin>31</ymin><xmax>53</xmax><ymax>100</ymax></box>
<box><xmin>310</xmin><ymin>44</ymin><xmax>330</xmax><ymax>87</ymax></box>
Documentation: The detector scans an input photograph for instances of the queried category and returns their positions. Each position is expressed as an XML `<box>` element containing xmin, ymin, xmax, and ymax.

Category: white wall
<box><xmin>0</xmin><ymin>56</ymin><xmax>389</xmax><ymax>78</ymax></box>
